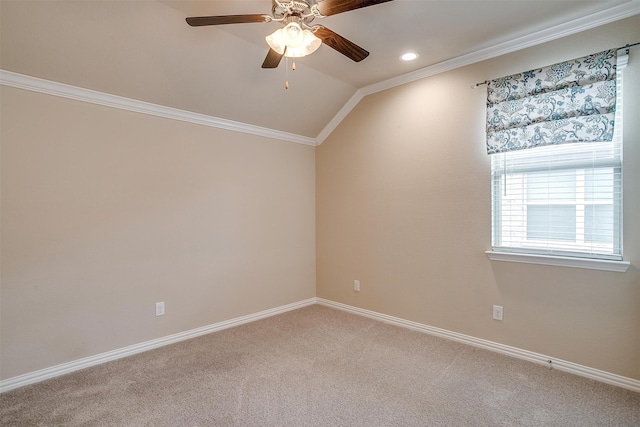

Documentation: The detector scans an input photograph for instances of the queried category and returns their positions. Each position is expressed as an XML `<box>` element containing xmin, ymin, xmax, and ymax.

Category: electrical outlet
<box><xmin>492</xmin><ymin>305</ymin><xmax>503</xmax><ymax>321</ymax></box>
<box><xmin>354</xmin><ymin>280</ymin><xmax>360</xmax><ymax>292</ymax></box>
<box><xmin>156</xmin><ymin>302</ymin><xmax>165</xmax><ymax>317</ymax></box>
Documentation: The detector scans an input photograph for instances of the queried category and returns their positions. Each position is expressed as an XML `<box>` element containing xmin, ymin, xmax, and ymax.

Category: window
<box><xmin>486</xmin><ymin>50</ymin><xmax>626</xmax><ymax>264</ymax></box>
<box><xmin>491</xmin><ymin>136</ymin><xmax>622</xmax><ymax>260</ymax></box>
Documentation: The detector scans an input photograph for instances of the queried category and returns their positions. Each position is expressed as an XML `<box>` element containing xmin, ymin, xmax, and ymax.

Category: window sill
<box><xmin>485</xmin><ymin>251</ymin><xmax>630</xmax><ymax>272</ymax></box>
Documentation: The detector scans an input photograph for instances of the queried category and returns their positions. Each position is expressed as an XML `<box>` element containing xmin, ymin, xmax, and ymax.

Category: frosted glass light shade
<box><xmin>282</xmin><ymin>22</ymin><xmax>304</xmax><ymax>48</ymax></box>
<box><xmin>284</xmin><ymin>30</ymin><xmax>321</xmax><ymax>57</ymax></box>
<box><xmin>265</xmin><ymin>28</ymin><xmax>287</xmax><ymax>54</ymax></box>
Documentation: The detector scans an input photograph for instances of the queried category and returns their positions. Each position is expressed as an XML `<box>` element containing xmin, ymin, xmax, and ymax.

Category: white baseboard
<box><xmin>316</xmin><ymin>298</ymin><xmax>640</xmax><ymax>393</ymax></box>
<box><xmin>3</xmin><ymin>297</ymin><xmax>638</xmax><ymax>394</ymax></box>
<box><xmin>0</xmin><ymin>298</ymin><xmax>316</xmax><ymax>393</ymax></box>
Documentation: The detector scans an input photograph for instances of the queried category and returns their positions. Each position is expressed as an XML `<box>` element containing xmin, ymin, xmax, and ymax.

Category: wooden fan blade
<box><xmin>186</xmin><ymin>14</ymin><xmax>270</xmax><ymax>26</ymax></box>
<box><xmin>262</xmin><ymin>48</ymin><xmax>284</xmax><ymax>68</ymax></box>
<box><xmin>314</xmin><ymin>27</ymin><xmax>369</xmax><ymax>62</ymax></box>
<box><xmin>316</xmin><ymin>0</ymin><xmax>393</xmax><ymax>17</ymax></box>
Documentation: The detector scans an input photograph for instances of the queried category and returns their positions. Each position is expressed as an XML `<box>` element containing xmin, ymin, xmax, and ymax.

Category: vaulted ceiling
<box><xmin>1</xmin><ymin>1</ymin><xmax>638</xmax><ymax>143</ymax></box>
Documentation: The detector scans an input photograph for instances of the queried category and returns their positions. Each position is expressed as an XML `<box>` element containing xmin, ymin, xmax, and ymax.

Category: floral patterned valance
<box><xmin>486</xmin><ymin>49</ymin><xmax>617</xmax><ymax>154</ymax></box>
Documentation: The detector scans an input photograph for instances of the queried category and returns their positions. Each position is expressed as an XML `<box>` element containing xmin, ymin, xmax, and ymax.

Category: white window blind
<box><xmin>490</xmin><ymin>71</ymin><xmax>623</xmax><ymax>260</ymax></box>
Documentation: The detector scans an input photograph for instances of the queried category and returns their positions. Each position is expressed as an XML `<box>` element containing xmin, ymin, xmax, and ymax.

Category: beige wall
<box><xmin>317</xmin><ymin>16</ymin><xmax>640</xmax><ymax>380</ymax></box>
<box><xmin>0</xmin><ymin>87</ymin><xmax>316</xmax><ymax>379</ymax></box>
<box><xmin>1</xmin><ymin>13</ymin><xmax>638</xmax><ymax>385</ymax></box>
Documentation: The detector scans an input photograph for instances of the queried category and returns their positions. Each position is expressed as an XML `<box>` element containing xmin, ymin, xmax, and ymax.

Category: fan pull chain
<box><xmin>285</xmin><ymin>57</ymin><xmax>289</xmax><ymax>89</ymax></box>
<box><xmin>284</xmin><ymin>58</ymin><xmax>296</xmax><ymax>90</ymax></box>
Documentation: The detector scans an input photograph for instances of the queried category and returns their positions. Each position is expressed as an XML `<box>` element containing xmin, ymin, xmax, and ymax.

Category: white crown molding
<box><xmin>362</xmin><ymin>1</ymin><xmax>640</xmax><ymax>97</ymax></box>
<box><xmin>0</xmin><ymin>70</ymin><xmax>318</xmax><ymax>147</ymax></box>
<box><xmin>2</xmin><ymin>3</ymin><xmax>638</xmax><ymax>147</ymax></box>
<box><xmin>316</xmin><ymin>90</ymin><xmax>364</xmax><ymax>144</ymax></box>
<box><xmin>0</xmin><ymin>298</ymin><xmax>316</xmax><ymax>393</ymax></box>
<box><xmin>316</xmin><ymin>1</ymin><xmax>640</xmax><ymax>144</ymax></box>
<box><xmin>316</xmin><ymin>298</ymin><xmax>640</xmax><ymax>393</ymax></box>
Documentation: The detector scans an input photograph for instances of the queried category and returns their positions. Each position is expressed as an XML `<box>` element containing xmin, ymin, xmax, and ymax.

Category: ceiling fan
<box><xmin>186</xmin><ymin>0</ymin><xmax>394</xmax><ymax>69</ymax></box>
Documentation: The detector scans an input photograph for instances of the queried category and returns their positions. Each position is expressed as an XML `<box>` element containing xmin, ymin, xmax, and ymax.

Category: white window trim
<box><xmin>486</xmin><ymin>250</ymin><xmax>630</xmax><ymax>272</ymax></box>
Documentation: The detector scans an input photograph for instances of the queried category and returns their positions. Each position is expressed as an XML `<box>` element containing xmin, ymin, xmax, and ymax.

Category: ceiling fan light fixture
<box><xmin>266</xmin><ymin>24</ymin><xmax>321</xmax><ymax>58</ymax></box>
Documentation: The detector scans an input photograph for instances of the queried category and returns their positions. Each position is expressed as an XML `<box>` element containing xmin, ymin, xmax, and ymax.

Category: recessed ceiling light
<box><xmin>400</xmin><ymin>52</ymin><xmax>418</xmax><ymax>61</ymax></box>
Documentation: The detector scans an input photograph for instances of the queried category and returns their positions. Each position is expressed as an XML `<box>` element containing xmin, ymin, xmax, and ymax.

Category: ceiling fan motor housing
<box><xmin>272</xmin><ymin>0</ymin><xmax>318</xmax><ymax>25</ymax></box>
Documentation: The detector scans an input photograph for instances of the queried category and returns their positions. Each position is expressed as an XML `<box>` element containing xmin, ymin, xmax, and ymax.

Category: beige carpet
<box><xmin>1</xmin><ymin>305</ymin><xmax>639</xmax><ymax>426</ymax></box>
